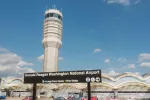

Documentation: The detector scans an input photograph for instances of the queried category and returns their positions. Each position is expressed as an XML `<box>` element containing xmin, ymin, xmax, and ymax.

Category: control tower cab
<box><xmin>42</xmin><ymin>8</ymin><xmax>63</xmax><ymax>72</ymax></box>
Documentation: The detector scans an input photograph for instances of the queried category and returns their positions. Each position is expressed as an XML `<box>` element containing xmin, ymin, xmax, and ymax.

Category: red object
<box><xmin>81</xmin><ymin>97</ymin><xmax>88</xmax><ymax>100</ymax></box>
<box><xmin>24</xmin><ymin>97</ymin><xmax>32</xmax><ymax>100</ymax></box>
<box><xmin>105</xmin><ymin>98</ymin><xmax>109</xmax><ymax>100</ymax></box>
<box><xmin>68</xmin><ymin>96</ymin><xmax>73</xmax><ymax>100</ymax></box>
<box><xmin>91</xmin><ymin>96</ymin><xmax>97</xmax><ymax>100</ymax></box>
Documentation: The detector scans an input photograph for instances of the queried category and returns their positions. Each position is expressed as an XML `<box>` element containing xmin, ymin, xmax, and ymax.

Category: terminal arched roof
<box><xmin>1</xmin><ymin>72</ymin><xmax>150</xmax><ymax>90</ymax></box>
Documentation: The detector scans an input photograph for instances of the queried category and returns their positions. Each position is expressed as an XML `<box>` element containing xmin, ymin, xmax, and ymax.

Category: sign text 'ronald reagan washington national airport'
<box><xmin>24</xmin><ymin>70</ymin><xmax>102</xmax><ymax>83</ymax></box>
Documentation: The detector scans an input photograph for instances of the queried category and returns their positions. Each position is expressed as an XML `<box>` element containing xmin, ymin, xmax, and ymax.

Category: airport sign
<box><xmin>24</xmin><ymin>70</ymin><xmax>101</xmax><ymax>83</ymax></box>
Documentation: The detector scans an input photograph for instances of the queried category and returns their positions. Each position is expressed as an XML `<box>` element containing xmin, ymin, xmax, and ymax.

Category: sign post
<box><xmin>33</xmin><ymin>83</ymin><xmax>36</xmax><ymax>100</ymax></box>
<box><xmin>24</xmin><ymin>70</ymin><xmax>102</xmax><ymax>100</ymax></box>
<box><xmin>87</xmin><ymin>82</ymin><xmax>91</xmax><ymax>100</ymax></box>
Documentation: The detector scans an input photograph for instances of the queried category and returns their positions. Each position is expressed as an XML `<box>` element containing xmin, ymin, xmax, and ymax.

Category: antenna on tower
<box><xmin>61</xmin><ymin>8</ymin><xmax>63</xmax><ymax>13</ymax></box>
<box><xmin>46</xmin><ymin>5</ymin><xmax>48</xmax><ymax>10</ymax></box>
<box><xmin>52</xmin><ymin>4</ymin><xmax>56</xmax><ymax>9</ymax></box>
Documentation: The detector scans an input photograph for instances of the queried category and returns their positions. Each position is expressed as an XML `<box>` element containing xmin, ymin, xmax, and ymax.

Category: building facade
<box><xmin>1</xmin><ymin>72</ymin><xmax>150</xmax><ymax>99</ymax></box>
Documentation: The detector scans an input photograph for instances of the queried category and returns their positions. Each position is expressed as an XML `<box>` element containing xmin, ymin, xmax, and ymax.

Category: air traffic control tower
<box><xmin>42</xmin><ymin>7</ymin><xmax>63</xmax><ymax>72</ymax></box>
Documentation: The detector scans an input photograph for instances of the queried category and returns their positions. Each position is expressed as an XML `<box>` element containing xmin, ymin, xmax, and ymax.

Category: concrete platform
<box><xmin>5</xmin><ymin>97</ymin><xmax>52</xmax><ymax>100</ymax></box>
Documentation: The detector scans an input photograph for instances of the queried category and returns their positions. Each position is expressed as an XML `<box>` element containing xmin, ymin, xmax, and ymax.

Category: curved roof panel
<box><xmin>1</xmin><ymin>72</ymin><xmax>150</xmax><ymax>89</ymax></box>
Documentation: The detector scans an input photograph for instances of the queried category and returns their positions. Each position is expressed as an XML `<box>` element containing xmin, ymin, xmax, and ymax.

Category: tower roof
<box><xmin>45</xmin><ymin>9</ymin><xmax>63</xmax><ymax>17</ymax></box>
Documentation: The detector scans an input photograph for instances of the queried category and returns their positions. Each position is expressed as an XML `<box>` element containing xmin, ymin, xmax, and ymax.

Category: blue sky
<box><xmin>0</xmin><ymin>0</ymin><xmax>150</xmax><ymax>77</ymax></box>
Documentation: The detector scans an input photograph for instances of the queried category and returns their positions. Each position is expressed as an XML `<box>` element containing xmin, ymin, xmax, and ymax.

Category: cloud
<box><xmin>135</xmin><ymin>72</ymin><xmax>141</xmax><ymax>75</ymax></box>
<box><xmin>134</xmin><ymin>0</ymin><xmax>141</xmax><ymax>4</ymax></box>
<box><xmin>117</xmin><ymin>57</ymin><xmax>127</xmax><ymax>62</ymax></box>
<box><xmin>107</xmin><ymin>0</ymin><xmax>141</xmax><ymax>6</ymax></box>
<box><xmin>37</xmin><ymin>54</ymin><xmax>64</xmax><ymax>62</ymax></box>
<box><xmin>17</xmin><ymin>61</ymin><xmax>34</xmax><ymax>66</ymax></box>
<box><xmin>37</xmin><ymin>55</ymin><xmax>44</xmax><ymax>62</ymax></box>
<box><xmin>104</xmin><ymin>59</ymin><xmax>110</xmax><ymax>63</ymax></box>
<box><xmin>127</xmin><ymin>64</ymin><xmax>136</xmax><ymax>69</ymax></box>
<box><xmin>0</xmin><ymin>47</ymin><xmax>34</xmax><ymax>77</ymax></box>
<box><xmin>124</xmin><ymin>64</ymin><xmax>135</xmax><ymax>69</ymax></box>
<box><xmin>140</xmin><ymin>62</ymin><xmax>150</xmax><ymax>68</ymax></box>
<box><xmin>58</xmin><ymin>57</ymin><xmax>64</xmax><ymax>60</ymax></box>
<box><xmin>138</xmin><ymin>53</ymin><xmax>150</xmax><ymax>62</ymax></box>
<box><xmin>93</xmin><ymin>48</ymin><xmax>101</xmax><ymax>53</ymax></box>
<box><xmin>108</xmin><ymin>0</ymin><xmax>130</xmax><ymax>5</ymax></box>
<box><xmin>0</xmin><ymin>47</ymin><xmax>9</xmax><ymax>53</ymax></box>
<box><xmin>108</xmin><ymin>70</ymin><xmax>120</xmax><ymax>76</ymax></box>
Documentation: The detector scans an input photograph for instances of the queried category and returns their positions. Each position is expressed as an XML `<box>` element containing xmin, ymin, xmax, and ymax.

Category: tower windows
<box><xmin>53</xmin><ymin>13</ymin><xmax>58</xmax><ymax>18</ymax></box>
<box><xmin>58</xmin><ymin>15</ymin><xmax>62</xmax><ymax>20</ymax></box>
<box><xmin>45</xmin><ymin>13</ymin><xmax>62</xmax><ymax>20</ymax></box>
<box><xmin>46</xmin><ymin>14</ymin><xmax>49</xmax><ymax>18</ymax></box>
<box><xmin>50</xmin><ymin>13</ymin><xmax>53</xmax><ymax>17</ymax></box>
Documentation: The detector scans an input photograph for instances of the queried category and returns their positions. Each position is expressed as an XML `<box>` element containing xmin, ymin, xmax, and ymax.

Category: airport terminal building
<box><xmin>1</xmin><ymin>7</ymin><xmax>150</xmax><ymax>100</ymax></box>
<box><xmin>1</xmin><ymin>72</ymin><xmax>150</xmax><ymax>99</ymax></box>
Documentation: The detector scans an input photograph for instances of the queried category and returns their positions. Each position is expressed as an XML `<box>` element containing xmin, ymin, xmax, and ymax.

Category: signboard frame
<box><xmin>24</xmin><ymin>69</ymin><xmax>102</xmax><ymax>100</ymax></box>
<box><xmin>24</xmin><ymin>70</ymin><xmax>101</xmax><ymax>84</ymax></box>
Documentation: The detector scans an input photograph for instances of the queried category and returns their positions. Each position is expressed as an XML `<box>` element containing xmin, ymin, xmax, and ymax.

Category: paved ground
<box><xmin>4</xmin><ymin>97</ymin><xmax>52</xmax><ymax>100</ymax></box>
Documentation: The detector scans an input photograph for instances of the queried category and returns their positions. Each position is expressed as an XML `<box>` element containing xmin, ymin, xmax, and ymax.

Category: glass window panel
<box><xmin>45</xmin><ymin>13</ymin><xmax>62</xmax><ymax>20</ymax></box>
<box><xmin>50</xmin><ymin>13</ymin><xmax>53</xmax><ymax>17</ymax></box>
<box><xmin>46</xmin><ymin>14</ymin><xmax>49</xmax><ymax>18</ymax></box>
<box><xmin>53</xmin><ymin>13</ymin><xmax>58</xmax><ymax>18</ymax></box>
<box><xmin>58</xmin><ymin>15</ymin><xmax>62</xmax><ymax>20</ymax></box>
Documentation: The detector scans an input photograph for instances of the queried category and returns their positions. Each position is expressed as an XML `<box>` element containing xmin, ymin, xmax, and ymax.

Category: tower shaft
<box><xmin>42</xmin><ymin>9</ymin><xmax>63</xmax><ymax>72</ymax></box>
<box><xmin>43</xmin><ymin>47</ymin><xmax>58</xmax><ymax>72</ymax></box>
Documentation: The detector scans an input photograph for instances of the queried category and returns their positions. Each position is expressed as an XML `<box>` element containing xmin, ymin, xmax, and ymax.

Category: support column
<box><xmin>87</xmin><ymin>82</ymin><xmax>91</xmax><ymax>100</ymax></box>
<box><xmin>33</xmin><ymin>83</ymin><xmax>37</xmax><ymax>100</ymax></box>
